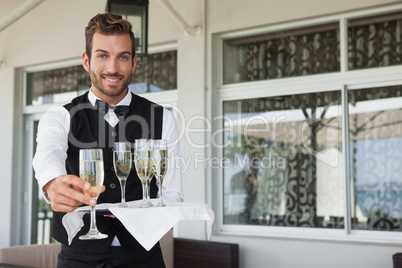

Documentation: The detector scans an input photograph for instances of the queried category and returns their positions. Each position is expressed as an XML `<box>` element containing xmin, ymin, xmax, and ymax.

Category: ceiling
<box><xmin>0</xmin><ymin>0</ymin><xmax>27</xmax><ymax>20</ymax></box>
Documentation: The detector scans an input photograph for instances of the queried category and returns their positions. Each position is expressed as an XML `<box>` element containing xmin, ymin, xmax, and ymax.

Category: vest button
<box><xmin>112</xmin><ymin>220</ymin><xmax>118</xmax><ymax>225</ymax></box>
<box><xmin>111</xmin><ymin>132</ymin><xmax>117</xmax><ymax>137</ymax></box>
<box><xmin>110</xmin><ymin>183</ymin><xmax>116</xmax><ymax>189</ymax></box>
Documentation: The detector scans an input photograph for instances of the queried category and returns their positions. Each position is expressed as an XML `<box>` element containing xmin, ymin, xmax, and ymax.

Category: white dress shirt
<box><xmin>32</xmin><ymin>89</ymin><xmax>184</xmax><ymax>245</ymax></box>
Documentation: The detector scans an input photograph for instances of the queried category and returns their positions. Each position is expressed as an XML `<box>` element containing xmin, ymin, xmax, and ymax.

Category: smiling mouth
<box><xmin>105</xmin><ymin>76</ymin><xmax>122</xmax><ymax>81</ymax></box>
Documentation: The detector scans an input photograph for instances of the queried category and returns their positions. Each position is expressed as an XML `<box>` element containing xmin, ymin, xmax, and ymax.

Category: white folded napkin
<box><xmin>62</xmin><ymin>200</ymin><xmax>215</xmax><ymax>251</ymax></box>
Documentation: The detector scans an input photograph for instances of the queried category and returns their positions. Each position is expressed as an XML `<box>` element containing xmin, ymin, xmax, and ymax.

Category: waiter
<box><xmin>33</xmin><ymin>12</ymin><xmax>183</xmax><ymax>268</ymax></box>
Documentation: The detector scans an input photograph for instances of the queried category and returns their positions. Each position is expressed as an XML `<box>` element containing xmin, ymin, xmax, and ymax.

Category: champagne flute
<box><xmin>79</xmin><ymin>149</ymin><xmax>108</xmax><ymax>240</ymax></box>
<box><xmin>113</xmin><ymin>142</ymin><xmax>132</xmax><ymax>208</ymax></box>
<box><xmin>133</xmin><ymin>139</ymin><xmax>152</xmax><ymax>208</ymax></box>
<box><xmin>146</xmin><ymin>140</ymin><xmax>156</xmax><ymax>207</ymax></box>
<box><xmin>151</xmin><ymin>139</ymin><xmax>168</xmax><ymax>207</ymax></box>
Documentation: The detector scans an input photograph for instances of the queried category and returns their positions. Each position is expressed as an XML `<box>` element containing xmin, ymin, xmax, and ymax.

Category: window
<box><xmin>130</xmin><ymin>50</ymin><xmax>177</xmax><ymax>93</ymax></box>
<box><xmin>219</xmin><ymin>7</ymin><xmax>402</xmax><ymax>240</ymax></box>
<box><xmin>348</xmin><ymin>12</ymin><xmax>402</xmax><ymax>70</ymax></box>
<box><xmin>222</xmin><ymin>23</ymin><xmax>339</xmax><ymax>84</ymax></box>
<box><xmin>26</xmin><ymin>65</ymin><xmax>90</xmax><ymax>106</ymax></box>
<box><xmin>223</xmin><ymin>91</ymin><xmax>343</xmax><ymax>228</ymax></box>
<box><xmin>348</xmin><ymin>85</ymin><xmax>402</xmax><ymax>231</ymax></box>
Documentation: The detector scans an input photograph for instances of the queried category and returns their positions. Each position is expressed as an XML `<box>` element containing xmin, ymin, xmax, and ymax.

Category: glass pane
<box><xmin>223</xmin><ymin>23</ymin><xmax>340</xmax><ymax>84</ymax></box>
<box><xmin>130</xmin><ymin>50</ymin><xmax>177</xmax><ymax>94</ymax></box>
<box><xmin>26</xmin><ymin>65</ymin><xmax>91</xmax><ymax>106</ymax></box>
<box><xmin>109</xmin><ymin>2</ymin><xmax>147</xmax><ymax>56</ymax></box>
<box><xmin>30</xmin><ymin>120</ymin><xmax>54</xmax><ymax>244</ymax></box>
<box><xmin>223</xmin><ymin>91</ymin><xmax>343</xmax><ymax>228</ymax></box>
<box><xmin>348</xmin><ymin>11</ymin><xmax>402</xmax><ymax>70</ymax></box>
<box><xmin>348</xmin><ymin>85</ymin><xmax>402</xmax><ymax>231</ymax></box>
<box><xmin>26</xmin><ymin>51</ymin><xmax>177</xmax><ymax>106</ymax></box>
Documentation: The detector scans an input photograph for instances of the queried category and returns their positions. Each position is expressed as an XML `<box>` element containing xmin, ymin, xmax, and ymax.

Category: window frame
<box><xmin>214</xmin><ymin>4</ymin><xmax>402</xmax><ymax>245</ymax></box>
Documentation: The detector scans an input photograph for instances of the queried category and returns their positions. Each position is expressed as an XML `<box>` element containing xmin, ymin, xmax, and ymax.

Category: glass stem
<box><xmin>120</xmin><ymin>180</ymin><xmax>126</xmax><ymax>204</ymax></box>
<box><xmin>142</xmin><ymin>182</ymin><xmax>147</xmax><ymax>203</ymax></box>
<box><xmin>146</xmin><ymin>180</ymin><xmax>151</xmax><ymax>203</ymax></box>
<box><xmin>158</xmin><ymin>177</ymin><xmax>163</xmax><ymax>200</ymax></box>
<box><xmin>90</xmin><ymin>205</ymin><xmax>98</xmax><ymax>233</ymax></box>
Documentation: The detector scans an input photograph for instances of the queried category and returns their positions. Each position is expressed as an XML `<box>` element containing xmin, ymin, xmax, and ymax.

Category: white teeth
<box><xmin>105</xmin><ymin>78</ymin><xmax>119</xmax><ymax>82</ymax></box>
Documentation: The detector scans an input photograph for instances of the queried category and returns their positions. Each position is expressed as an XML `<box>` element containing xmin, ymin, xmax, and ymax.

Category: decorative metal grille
<box><xmin>348</xmin><ymin>12</ymin><xmax>402</xmax><ymax>70</ymax></box>
<box><xmin>26</xmin><ymin>65</ymin><xmax>91</xmax><ymax>105</ymax></box>
<box><xmin>131</xmin><ymin>50</ymin><xmax>177</xmax><ymax>92</ymax></box>
<box><xmin>223</xmin><ymin>23</ymin><xmax>340</xmax><ymax>84</ymax></box>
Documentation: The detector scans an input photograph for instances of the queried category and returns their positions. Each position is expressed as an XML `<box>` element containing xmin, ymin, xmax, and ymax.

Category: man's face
<box><xmin>82</xmin><ymin>33</ymin><xmax>136</xmax><ymax>104</ymax></box>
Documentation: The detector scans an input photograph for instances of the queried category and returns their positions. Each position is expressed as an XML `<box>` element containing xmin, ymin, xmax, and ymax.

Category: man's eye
<box><xmin>98</xmin><ymin>54</ymin><xmax>106</xmax><ymax>59</ymax></box>
<box><xmin>120</xmin><ymin>56</ymin><xmax>128</xmax><ymax>60</ymax></box>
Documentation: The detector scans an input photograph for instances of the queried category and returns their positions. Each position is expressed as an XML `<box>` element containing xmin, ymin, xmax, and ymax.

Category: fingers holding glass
<box><xmin>79</xmin><ymin>149</ymin><xmax>108</xmax><ymax>240</ymax></box>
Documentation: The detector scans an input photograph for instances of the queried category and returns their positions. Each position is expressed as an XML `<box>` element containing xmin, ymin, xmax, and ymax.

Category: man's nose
<box><xmin>107</xmin><ymin>58</ymin><xmax>119</xmax><ymax>74</ymax></box>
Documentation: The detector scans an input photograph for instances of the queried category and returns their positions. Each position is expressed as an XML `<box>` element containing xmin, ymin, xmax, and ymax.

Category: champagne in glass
<box><xmin>113</xmin><ymin>142</ymin><xmax>132</xmax><ymax>208</ymax></box>
<box><xmin>79</xmin><ymin>149</ymin><xmax>108</xmax><ymax>240</ymax></box>
<box><xmin>146</xmin><ymin>140</ymin><xmax>156</xmax><ymax>207</ymax></box>
<box><xmin>152</xmin><ymin>139</ymin><xmax>168</xmax><ymax>207</ymax></box>
<box><xmin>133</xmin><ymin>139</ymin><xmax>152</xmax><ymax>208</ymax></box>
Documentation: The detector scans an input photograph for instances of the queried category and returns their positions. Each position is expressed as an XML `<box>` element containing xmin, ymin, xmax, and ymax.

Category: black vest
<box><xmin>52</xmin><ymin>91</ymin><xmax>163</xmax><ymax>253</ymax></box>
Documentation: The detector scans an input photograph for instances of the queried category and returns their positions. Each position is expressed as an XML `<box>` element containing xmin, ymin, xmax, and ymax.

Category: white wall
<box><xmin>1</xmin><ymin>0</ymin><xmax>401</xmax><ymax>267</ymax></box>
<box><xmin>210</xmin><ymin>235</ymin><xmax>400</xmax><ymax>268</ymax></box>
<box><xmin>0</xmin><ymin>67</ymin><xmax>15</xmax><ymax>248</ymax></box>
<box><xmin>176</xmin><ymin>32</ymin><xmax>207</xmax><ymax>239</ymax></box>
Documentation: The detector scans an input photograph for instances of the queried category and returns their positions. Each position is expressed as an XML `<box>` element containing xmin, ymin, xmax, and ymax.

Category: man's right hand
<box><xmin>43</xmin><ymin>175</ymin><xmax>104</xmax><ymax>213</ymax></box>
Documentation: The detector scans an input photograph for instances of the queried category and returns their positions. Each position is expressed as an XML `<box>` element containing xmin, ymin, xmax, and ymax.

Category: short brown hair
<box><xmin>85</xmin><ymin>13</ymin><xmax>136</xmax><ymax>62</ymax></box>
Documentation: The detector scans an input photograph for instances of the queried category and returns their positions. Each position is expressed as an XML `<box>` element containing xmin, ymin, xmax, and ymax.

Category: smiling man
<box><xmin>84</xmin><ymin>32</ymin><xmax>135</xmax><ymax>104</ymax></box>
<box><xmin>33</xmin><ymin>13</ymin><xmax>183</xmax><ymax>267</ymax></box>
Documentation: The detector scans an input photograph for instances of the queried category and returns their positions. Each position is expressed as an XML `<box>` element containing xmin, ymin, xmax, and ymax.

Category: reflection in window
<box><xmin>223</xmin><ymin>91</ymin><xmax>343</xmax><ymax>228</ymax></box>
<box><xmin>348</xmin><ymin>12</ymin><xmax>402</xmax><ymax>70</ymax></box>
<box><xmin>222</xmin><ymin>23</ymin><xmax>340</xmax><ymax>84</ymax></box>
<box><xmin>30</xmin><ymin>120</ymin><xmax>54</xmax><ymax>244</ymax></box>
<box><xmin>26</xmin><ymin>51</ymin><xmax>177</xmax><ymax>106</ymax></box>
<box><xmin>130</xmin><ymin>50</ymin><xmax>177</xmax><ymax>94</ymax></box>
<box><xmin>349</xmin><ymin>85</ymin><xmax>402</xmax><ymax>231</ymax></box>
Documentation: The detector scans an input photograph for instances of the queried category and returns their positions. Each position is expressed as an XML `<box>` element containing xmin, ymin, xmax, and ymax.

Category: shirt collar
<box><xmin>88</xmin><ymin>88</ymin><xmax>132</xmax><ymax>107</ymax></box>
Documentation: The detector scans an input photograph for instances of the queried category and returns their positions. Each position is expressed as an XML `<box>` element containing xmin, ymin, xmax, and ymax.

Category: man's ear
<box><xmin>82</xmin><ymin>52</ymin><xmax>90</xmax><ymax>72</ymax></box>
